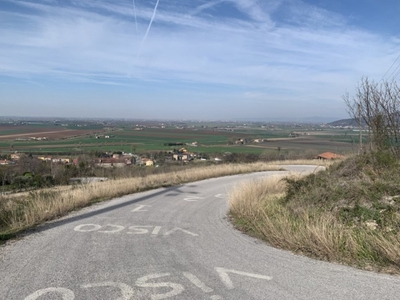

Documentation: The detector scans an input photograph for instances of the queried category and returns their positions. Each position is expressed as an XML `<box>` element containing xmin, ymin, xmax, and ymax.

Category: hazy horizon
<box><xmin>0</xmin><ymin>114</ymin><xmax>348</xmax><ymax>124</ymax></box>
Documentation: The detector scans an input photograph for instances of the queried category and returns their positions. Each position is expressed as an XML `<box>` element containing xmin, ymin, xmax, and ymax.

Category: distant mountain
<box><xmin>297</xmin><ymin>116</ymin><xmax>342</xmax><ymax>123</ymax></box>
<box><xmin>234</xmin><ymin>116</ymin><xmax>343</xmax><ymax>124</ymax></box>
<box><xmin>328</xmin><ymin>118</ymin><xmax>366</xmax><ymax>127</ymax></box>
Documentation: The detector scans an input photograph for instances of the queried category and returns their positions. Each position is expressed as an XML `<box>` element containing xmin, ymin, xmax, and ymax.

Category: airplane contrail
<box><xmin>132</xmin><ymin>0</ymin><xmax>138</xmax><ymax>39</ymax></box>
<box><xmin>139</xmin><ymin>0</ymin><xmax>160</xmax><ymax>52</ymax></box>
<box><xmin>129</xmin><ymin>0</ymin><xmax>160</xmax><ymax>77</ymax></box>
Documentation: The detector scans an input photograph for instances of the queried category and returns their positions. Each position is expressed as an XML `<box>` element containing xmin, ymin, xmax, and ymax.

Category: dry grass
<box><xmin>229</xmin><ymin>172</ymin><xmax>400</xmax><ymax>274</ymax></box>
<box><xmin>0</xmin><ymin>160</ymin><xmax>325</xmax><ymax>240</ymax></box>
<box><xmin>269</xmin><ymin>159</ymin><xmax>337</xmax><ymax>168</ymax></box>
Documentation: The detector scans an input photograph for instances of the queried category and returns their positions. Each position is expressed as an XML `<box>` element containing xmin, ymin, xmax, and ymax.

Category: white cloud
<box><xmin>1</xmin><ymin>0</ymin><xmax>399</xmax><ymax>119</ymax></box>
<box><xmin>226</xmin><ymin>0</ymin><xmax>278</xmax><ymax>23</ymax></box>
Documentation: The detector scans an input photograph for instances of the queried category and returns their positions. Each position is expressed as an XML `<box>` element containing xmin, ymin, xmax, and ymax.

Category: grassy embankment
<box><xmin>229</xmin><ymin>153</ymin><xmax>400</xmax><ymax>274</ymax></box>
<box><xmin>0</xmin><ymin>160</ymin><xmax>324</xmax><ymax>242</ymax></box>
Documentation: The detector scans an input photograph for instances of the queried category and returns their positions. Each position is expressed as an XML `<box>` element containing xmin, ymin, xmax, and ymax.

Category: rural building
<box><xmin>254</xmin><ymin>139</ymin><xmax>266</xmax><ymax>143</ymax></box>
<box><xmin>316</xmin><ymin>152</ymin><xmax>344</xmax><ymax>160</ymax></box>
<box><xmin>38</xmin><ymin>156</ymin><xmax>52</xmax><ymax>162</ymax></box>
<box><xmin>186</xmin><ymin>141</ymin><xmax>198</xmax><ymax>147</ymax></box>
<box><xmin>93</xmin><ymin>158</ymin><xmax>131</xmax><ymax>168</ymax></box>
<box><xmin>235</xmin><ymin>138</ymin><xmax>245</xmax><ymax>145</ymax></box>
<box><xmin>173</xmin><ymin>153</ymin><xmax>191</xmax><ymax>161</ymax></box>
<box><xmin>141</xmin><ymin>158</ymin><xmax>154</xmax><ymax>166</ymax></box>
<box><xmin>0</xmin><ymin>159</ymin><xmax>10</xmax><ymax>165</ymax></box>
<box><xmin>52</xmin><ymin>158</ymin><xmax>71</xmax><ymax>164</ymax></box>
<box><xmin>11</xmin><ymin>153</ymin><xmax>22</xmax><ymax>160</ymax></box>
<box><xmin>38</xmin><ymin>156</ymin><xmax>71</xmax><ymax>164</ymax></box>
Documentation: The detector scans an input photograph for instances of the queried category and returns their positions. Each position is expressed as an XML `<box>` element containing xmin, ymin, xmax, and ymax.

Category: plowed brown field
<box><xmin>0</xmin><ymin>126</ymin><xmax>101</xmax><ymax>140</ymax></box>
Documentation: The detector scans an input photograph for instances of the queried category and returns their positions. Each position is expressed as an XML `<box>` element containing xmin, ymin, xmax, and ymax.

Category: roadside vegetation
<box><xmin>0</xmin><ymin>150</ymin><xmax>322</xmax><ymax>194</ymax></box>
<box><xmin>229</xmin><ymin>154</ymin><xmax>400</xmax><ymax>274</ymax></box>
<box><xmin>230</xmin><ymin>78</ymin><xmax>400</xmax><ymax>274</ymax></box>
<box><xmin>0</xmin><ymin>160</ymin><xmax>323</xmax><ymax>242</ymax></box>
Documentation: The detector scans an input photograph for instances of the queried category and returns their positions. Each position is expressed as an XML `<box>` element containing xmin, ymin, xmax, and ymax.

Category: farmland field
<box><xmin>0</xmin><ymin>119</ymin><xmax>359</xmax><ymax>156</ymax></box>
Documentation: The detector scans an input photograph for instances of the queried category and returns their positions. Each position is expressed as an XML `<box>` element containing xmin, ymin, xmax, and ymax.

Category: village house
<box><xmin>173</xmin><ymin>153</ymin><xmax>191</xmax><ymax>161</ymax></box>
<box><xmin>52</xmin><ymin>158</ymin><xmax>71</xmax><ymax>164</ymax></box>
<box><xmin>235</xmin><ymin>138</ymin><xmax>245</xmax><ymax>145</ymax></box>
<box><xmin>289</xmin><ymin>132</ymin><xmax>300</xmax><ymax>137</ymax></box>
<box><xmin>11</xmin><ymin>153</ymin><xmax>22</xmax><ymax>161</ymax></box>
<box><xmin>93</xmin><ymin>158</ymin><xmax>132</xmax><ymax>168</ymax></box>
<box><xmin>254</xmin><ymin>139</ymin><xmax>266</xmax><ymax>143</ymax></box>
<box><xmin>316</xmin><ymin>152</ymin><xmax>345</xmax><ymax>160</ymax></box>
<box><xmin>38</xmin><ymin>156</ymin><xmax>52</xmax><ymax>162</ymax></box>
<box><xmin>29</xmin><ymin>136</ymin><xmax>48</xmax><ymax>141</ymax></box>
<box><xmin>38</xmin><ymin>156</ymin><xmax>71</xmax><ymax>164</ymax></box>
<box><xmin>141</xmin><ymin>158</ymin><xmax>154</xmax><ymax>166</ymax></box>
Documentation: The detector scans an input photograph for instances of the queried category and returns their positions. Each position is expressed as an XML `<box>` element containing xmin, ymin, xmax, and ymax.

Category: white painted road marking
<box><xmin>24</xmin><ymin>267</ymin><xmax>273</xmax><ymax>299</ymax></box>
<box><xmin>163</xmin><ymin>227</ymin><xmax>199</xmax><ymax>237</ymax></box>
<box><xmin>215</xmin><ymin>267</ymin><xmax>272</xmax><ymax>290</ymax></box>
<box><xmin>135</xmin><ymin>273</ymin><xmax>184</xmax><ymax>300</ymax></box>
<box><xmin>127</xmin><ymin>225</ymin><xmax>154</xmax><ymax>235</ymax></box>
<box><xmin>183</xmin><ymin>272</ymin><xmax>213</xmax><ymax>293</ymax></box>
<box><xmin>132</xmin><ymin>204</ymin><xmax>151</xmax><ymax>212</ymax></box>
<box><xmin>73</xmin><ymin>224</ymin><xmax>199</xmax><ymax>237</ymax></box>
<box><xmin>81</xmin><ymin>282</ymin><xmax>134</xmax><ymax>300</ymax></box>
<box><xmin>151</xmin><ymin>226</ymin><xmax>162</xmax><ymax>236</ymax></box>
<box><xmin>98</xmin><ymin>224</ymin><xmax>125</xmax><ymax>234</ymax></box>
<box><xmin>214</xmin><ymin>194</ymin><xmax>226</xmax><ymax>199</ymax></box>
<box><xmin>25</xmin><ymin>287</ymin><xmax>75</xmax><ymax>300</ymax></box>
<box><xmin>74</xmin><ymin>224</ymin><xmax>102</xmax><ymax>232</ymax></box>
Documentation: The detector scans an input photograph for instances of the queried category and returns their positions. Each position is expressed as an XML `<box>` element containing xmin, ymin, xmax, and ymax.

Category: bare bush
<box><xmin>343</xmin><ymin>77</ymin><xmax>400</xmax><ymax>155</ymax></box>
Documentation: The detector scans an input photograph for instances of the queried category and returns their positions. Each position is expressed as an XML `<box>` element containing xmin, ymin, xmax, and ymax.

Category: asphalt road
<box><xmin>1</xmin><ymin>165</ymin><xmax>399</xmax><ymax>299</ymax></box>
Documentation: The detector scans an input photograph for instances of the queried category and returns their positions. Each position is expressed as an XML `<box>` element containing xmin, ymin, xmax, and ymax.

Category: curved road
<box><xmin>1</xmin><ymin>166</ymin><xmax>399</xmax><ymax>299</ymax></box>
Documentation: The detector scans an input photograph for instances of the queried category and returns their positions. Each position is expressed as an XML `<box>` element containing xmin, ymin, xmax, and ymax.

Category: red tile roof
<box><xmin>316</xmin><ymin>152</ymin><xmax>344</xmax><ymax>160</ymax></box>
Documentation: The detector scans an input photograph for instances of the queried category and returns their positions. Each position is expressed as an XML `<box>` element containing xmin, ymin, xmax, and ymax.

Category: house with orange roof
<box><xmin>316</xmin><ymin>152</ymin><xmax>345</xmax><ymax>160</ymax></box>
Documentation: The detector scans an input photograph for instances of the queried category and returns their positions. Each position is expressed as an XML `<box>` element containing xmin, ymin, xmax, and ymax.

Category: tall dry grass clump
<box><xmin>229</xmin><ymin>155</ymin><xmax>400</xmax><ymax>274</ymax></box>
<box><xmin>1</xmin><ymin>161</ymin><xmax>315</xmax><ymax>241</ymax></box>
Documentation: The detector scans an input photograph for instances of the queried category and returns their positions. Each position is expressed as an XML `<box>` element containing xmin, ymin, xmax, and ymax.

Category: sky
<box><xmin>1</xmin><ymin>0</ymin><xmax>400</xmax><ymax>121</ymax></box>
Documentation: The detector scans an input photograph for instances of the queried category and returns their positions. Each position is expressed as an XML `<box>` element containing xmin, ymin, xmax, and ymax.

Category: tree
<box><xmin>0</xmin><ymin>166</ymin><xmax>12</xmax><ymax>195</ymax></box>
<box><xmin>17</xmin><ymin>156</ymin><xmax>49</xmax><ymax>175</ymax></box>
<box><xmin>76</xmin><ymin>154</ymin><xmax>94</xmax><ymax>176</ymax></box>
<box><xmin>343</xmin><ymin>77</ymin><xmax>400</xmax><ymax>156</ymax></box>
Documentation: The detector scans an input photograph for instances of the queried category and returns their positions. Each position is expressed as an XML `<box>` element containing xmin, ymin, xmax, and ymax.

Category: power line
<box><xmin>393</xmin><ymin>67</ymin><xmax>400</xmax><ymax>81</ymax></box>
<box><xmin>387</xmin><ymin>62</ymin><xmax>400</xmax><ymax>80</ymax></box>
<box><xmin>380</xmin><ymin>52</ymin><xmax>400</xmax><ymax>81</ymax></box>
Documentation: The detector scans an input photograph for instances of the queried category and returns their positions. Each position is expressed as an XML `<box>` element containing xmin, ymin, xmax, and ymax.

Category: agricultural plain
<box><xmin>0</xmin><ymin>118</ymin><xmax>359</xmax><ymax>157</ymax></box>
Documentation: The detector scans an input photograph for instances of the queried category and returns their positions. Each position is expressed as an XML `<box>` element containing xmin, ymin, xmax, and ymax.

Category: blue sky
<box><xmin>1</xmin><ymin>0</ymin><xmax>400</xmax><ymax>121</ymax></box>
